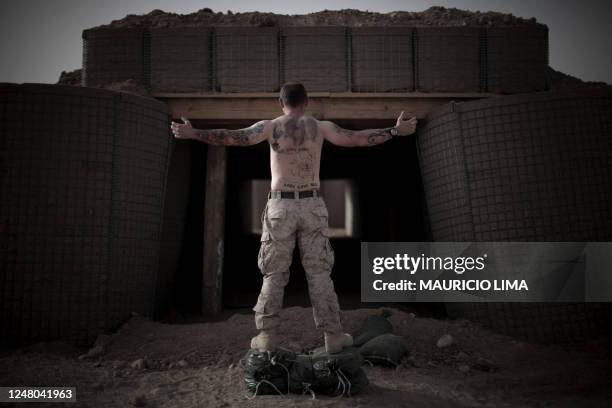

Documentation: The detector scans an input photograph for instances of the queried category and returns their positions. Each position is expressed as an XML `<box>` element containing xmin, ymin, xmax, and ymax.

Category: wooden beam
<box><xmin>153</xmin><ymin>92</ymin><xmax>499</xmax><ymax>98</ymax></box>
<box><xmin>155</xmin><ymin>92</ymin><xmax>499</xmax><ymax>120</ymax></box>
<box><xmin>202</xmin><ymin>145</ymin><xmax>227</xmax><ymax>315</ymax></box>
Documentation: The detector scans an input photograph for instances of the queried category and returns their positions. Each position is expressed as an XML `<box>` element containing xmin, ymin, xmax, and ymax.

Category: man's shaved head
<box><xmin>279</xmin><ymin>82</ymin><xmax>308</xmax><ymax>108</ymax></box>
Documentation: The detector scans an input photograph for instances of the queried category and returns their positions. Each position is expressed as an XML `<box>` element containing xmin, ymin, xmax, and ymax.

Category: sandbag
<box><xmin>244</xmin><ymin>346</ymin><xmax>369</xmax><ymax>397</ymax></box>
<box><xmin>290</xmin><ymin>347</ymin><xmax>369</xmax><ymax>397</ymax></box>
<box><xmin>359</xmin><ymin>333</ymin><xmax>410</xmax><ymax>367</ymax></box>
<box><xmin>288</xmin><ymin>354</ymin><xmax>315</xmax><ymax>394</ymax></box>
<box><xmin>352</xmin><ymin>309</ymin><xmax>394</xmax><ymax>347</ymax></box>
<box><xmin>311</xmin><ymin>346</ymin><xmax>369</xmax><ymax>397</ymax></box>
<box><xmin>243</xmin><ymin>348</ymin><xmax>295</xmax><ymax>395</ymax></box>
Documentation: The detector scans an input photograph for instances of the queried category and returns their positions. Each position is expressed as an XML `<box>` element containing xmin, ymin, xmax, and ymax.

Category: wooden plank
<box><xmin>202</xmin><ymin>145</ymin><xmax>227</xmax><ymax>315</ymax></box>
<box><xmin>153</xmin><ymin>91</ymin><xmax>500</xmax><ymax>98</ymax></box>
<box><xmin>156</xmin><ymin>92</ymin><xmax>499</xmax><ymax>120</ymax></box>
<box><xmin>160</xmin><ymin>95</ymin><xmax>494</xmax><ymax>120</ymax></box>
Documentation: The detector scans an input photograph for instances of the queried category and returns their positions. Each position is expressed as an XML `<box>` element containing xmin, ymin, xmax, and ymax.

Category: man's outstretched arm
<box><xmin>171</xmin><ymin>117</ymin><xmax>271</xmax><ymax>146</ymax></box>
<box><xmin>321</xmin><ymin>111</ymin><xmax>417</xmax><ymax>147</ymax></box>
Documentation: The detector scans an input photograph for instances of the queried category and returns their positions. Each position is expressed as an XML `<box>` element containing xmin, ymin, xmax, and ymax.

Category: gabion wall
<box><xmin>82</xmin><ymin>28</ymin><xmax>147</xmax><ymax>88</ymax></box>
<box><xmin>82</xmin><ymin>26</ymin><xmax>548</xmax><ymax>94</ymax></box>
<box><xmin>0</xmin><ymin>83</ymin><xmax>173</xmax><ymax>345</ymax></box>
<box><xmin>416</xmin><ymin>89</ymin><xmax>612</xmax><ymax>342</ymax></box>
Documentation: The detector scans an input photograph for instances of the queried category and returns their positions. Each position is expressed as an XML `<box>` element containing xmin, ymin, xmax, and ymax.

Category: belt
<box><xmin>268</xmin><ymin>189</ymin><xmax>320</xmax><ymax>199</ymax></box>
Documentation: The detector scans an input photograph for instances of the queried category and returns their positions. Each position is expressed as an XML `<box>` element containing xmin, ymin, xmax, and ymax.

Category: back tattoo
<box><xmin>271</xmin><ymin>116</ymin><xmax>319</xmax><ymax>152</ymax></box>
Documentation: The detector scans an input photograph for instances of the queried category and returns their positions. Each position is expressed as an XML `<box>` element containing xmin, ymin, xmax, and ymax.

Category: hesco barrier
<box><xmin>351</xmin><ymin>27</ymin><xmax>414</xmax><ymax>92</ymax></box>
<box><xmin>82</xmin><ymin>26</ymin><xmax>548</xmax><ymax>94</ymax></box>
<box><xmin>150</xmin><ymin>27</ymin><xmax>213</xmax><ymax>93</ymax></box>
<box><xmin>216</xmin><ymin>27</ymin><xmax>279</xmax><ymax>92</ymax></box>
<box><xmin>82</xmin><ymin>28</ymin><xmax>147</xmax><ymax>88</ymax></box>
<box><xmin>416</xmin><ymin>89</ymin><xmax>612</xmax><ymax>343</ymax></box>
<box><xmin>0</xmin><ymin>83</ymin><xmax>175</xmax><ymax>345</ymax></box>
<box><xmin>487</xmin><ymin>27</ymin><xmax>549</xmax><ymax>94</ymax></box>
<box><xmin>416</xmin><ymin>27</ymin><xmax>481</xmax><ymax>92</ymax></box>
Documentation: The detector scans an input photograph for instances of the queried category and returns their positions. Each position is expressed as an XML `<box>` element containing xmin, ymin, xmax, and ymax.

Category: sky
<box><xmin>0</xmin><ymin>0</ymin><xmax>610</xmax><ymax>84</ymax></box>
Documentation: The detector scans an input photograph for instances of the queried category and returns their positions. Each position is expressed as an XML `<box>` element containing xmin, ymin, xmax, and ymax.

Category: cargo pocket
<box><xmin>311</xmin><ymin>206</ymin><xmax>329</xmax><ymax>233</ymax></box>
<box><xmin>320</xmin><ymin>228</ymin><xmax>335</xmax><ymax>268</ymax></box>
<box><xmin>266</xmin><ymin>207</ymin><xmax>290</xmax><ymax>240</ymax></box>
<box><xmin>257</xmin><ymin>231</ymin><xmax>272</xmax><ymax>272</ymax></box>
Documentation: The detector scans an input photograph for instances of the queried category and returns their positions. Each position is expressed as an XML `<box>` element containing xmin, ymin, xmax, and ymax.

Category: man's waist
<box><xmin>268</xmin><ymin>189</ymin><xmax>320</xmax><ymax>199</ymax></box>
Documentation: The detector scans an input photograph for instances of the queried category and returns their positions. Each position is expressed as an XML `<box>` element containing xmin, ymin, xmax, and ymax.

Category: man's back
<box><xmin>268</xmin><ymin>114</ymin><xmax>323</xmax><ymax>191</ymax></box>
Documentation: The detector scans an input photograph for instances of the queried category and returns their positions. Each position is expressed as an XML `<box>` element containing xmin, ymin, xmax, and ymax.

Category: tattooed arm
<box><xmin>171</xmin><ymin>117</ymin><xmax>271</xmax><ymax>146</ymax></box>
<box><xmin>321</xmin><ymin>111</ymin><xmax>418</xmax><ymax>147</ymax></box>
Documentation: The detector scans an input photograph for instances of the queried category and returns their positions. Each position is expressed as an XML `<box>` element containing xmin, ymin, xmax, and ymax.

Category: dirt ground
<box><xmin>1</xmin><ymin>306</ymin><xmax>611</xmax><ymax>407</ymax></box>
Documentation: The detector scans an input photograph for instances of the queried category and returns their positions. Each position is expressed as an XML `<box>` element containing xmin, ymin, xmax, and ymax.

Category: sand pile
<box><xmin>57</xmin><ymin>69</ymin><xmax>81</xmax><ymax>86</ymax></box>
<box><xmin>546</xmin><ymin>66</ymin><xmax>612</xmax><ymax>91</ymax></box>
<box><xmin>89</xmin><ymin>6</ymin><xmax>543</xmax><ymax>29</ymax></box>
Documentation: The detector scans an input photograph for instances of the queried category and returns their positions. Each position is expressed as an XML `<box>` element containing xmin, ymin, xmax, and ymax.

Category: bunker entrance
<box><xmin>220</xmin><ymin>119</ymin><xmax>445</xmax><ymax>318</ymax></box>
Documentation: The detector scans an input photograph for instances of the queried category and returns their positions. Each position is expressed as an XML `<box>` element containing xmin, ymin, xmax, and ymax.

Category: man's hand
<box><xmin>395</xmin><ymin>111</ymin><xmax>418</xmax><ymax>136</ymax></box>
<box><xmin>170</xmin><ymin>117</ymin><xmax>196</xmax><ymax>140</ymax></box>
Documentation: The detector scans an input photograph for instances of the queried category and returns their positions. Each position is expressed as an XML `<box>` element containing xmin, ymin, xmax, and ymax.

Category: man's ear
<box><xmin>278</xmin><ymin>98</ymin><xmax>284</xmax><ymax>109</ymax></box>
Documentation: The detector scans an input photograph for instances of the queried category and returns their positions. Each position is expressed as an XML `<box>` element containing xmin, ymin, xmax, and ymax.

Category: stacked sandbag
<box><xmin>309</xmin><ymin>346</ymin><xmax>369</xmax><ymax>397</ymax></box>
<box><xmin>352</xmin><ymin>309</ymin><xmax>412</xmax><ymax>367</ymax></box>
<box><xmin>359</xmin><ymin>334</ymin><xmax>411</xmax><ymax>367</ymax></box>
<box><xmin>243</xmin><ymin>348</ymin><xmax>295</xmax><ymax>395</ymax></box>
<box><xmin>243</xmin><ymin>346</ymin><xmax>369</xmax><ymax>397</ymax></box>
<box><xmin>352</xmin><ymin>309</ymin><xmax>394</xmax><ymax>346</ymax></box>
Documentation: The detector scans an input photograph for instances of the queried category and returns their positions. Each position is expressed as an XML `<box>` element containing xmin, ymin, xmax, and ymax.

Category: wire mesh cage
<box><xmin>216</xmin><ymin>27</ymin><xmax>279</xmax><ymax>92</ymax></box>
<box><xmin>150</xmin><ymin>27</ymin><xmax>213</xmax><ymax>93</ymax></box>
<box><xmin>82</xmin><ymin>26</ymin><xmax>550</xmax><ymax>94</ymax></box>
<box><xmin>351</xmin><ymin>27</ymin><xmax>415</xmax><ymax>92</ymax></box>
<box><xmin>486</xmin><ymin>26</ymin><xmax>549</xmax><ymax>93</ymax></box>
<box><xmin>0</xmin><ymin>83</ymin><xmax>173</xmax><ymax>346</ymax></box>
<box><xmin>416</xmin><ymin>89</ymin><xmax>612</xmax><ymax>342</ymax></box>
<box><xmin>282</xmin><ymin>27</ymin><xmax>348</xmax><ymax>92</ymax></box>
<box><xmin>416</xmin><ymin>27</ymin><xmax>481</xmax><ymax>92</ymax></box>
<box><xmin>82</xmin><ymin>28</ymin><xmax>146</xmax><ymax>88</ymax></box>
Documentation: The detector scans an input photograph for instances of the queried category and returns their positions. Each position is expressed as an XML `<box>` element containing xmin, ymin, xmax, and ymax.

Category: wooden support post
<box><xmin>202</xmin><ymin>145</ymin><xmax>227</xmax><ymax>315</ymax></box>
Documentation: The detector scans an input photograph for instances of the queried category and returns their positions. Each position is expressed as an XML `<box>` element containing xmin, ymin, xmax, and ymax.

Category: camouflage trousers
<box><xmin>253</xmin><ymin>194</ymin><xmax>343</xmax><ymax>333</ymax></box>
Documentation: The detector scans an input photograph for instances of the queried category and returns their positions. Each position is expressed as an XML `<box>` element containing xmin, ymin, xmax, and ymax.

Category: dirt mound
<box><xmin>56</xmin><ymin>70</ymin><xmax>156</xmax><ymax>98</ymax></box>
<box><xmin>102</xmin><ymin>79</ymin><xmax>153</xmax><ymax>98</ymax></box>
<box><xmin>89</xmin><ymin>6</ymin><xmax>544</xmax><ymax>29</ymax></box>
<box><xmin>57</xmin><ymin>68</ymin><xmax>82</xmax><ymax>86</ymax></box>
<box><xmin>547</xmin><ymin>66</ymin><xmax>612</xmax><ymax>91</ymax></box>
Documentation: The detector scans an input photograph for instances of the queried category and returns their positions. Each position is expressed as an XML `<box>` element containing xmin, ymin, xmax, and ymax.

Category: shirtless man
<box><xmin>171</xmin><ymin>82</ymin><xmax>417</xmax><ymax>353</ymax></box>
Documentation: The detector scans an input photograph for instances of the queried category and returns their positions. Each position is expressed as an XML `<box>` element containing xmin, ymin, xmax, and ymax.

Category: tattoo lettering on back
<box><xmin>289</xmin><ymin>151</ymin><xmax>315</xmax><ymax>180</ymax></box>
